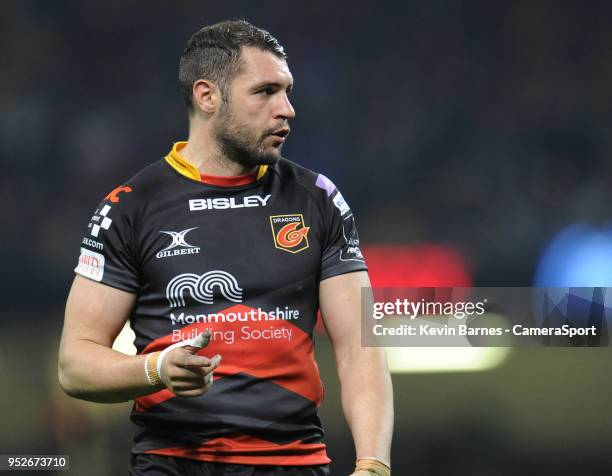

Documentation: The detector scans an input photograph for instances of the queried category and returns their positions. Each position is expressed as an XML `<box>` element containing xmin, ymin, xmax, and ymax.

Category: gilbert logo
<box><xmin>270</xmin><ymin>214</ymin><xmax>310</xmax><ymax>254</ymax></box>
<box><xmin>156</xmin><ymin>227</ymin><xmax>201</xmax><ymax>259</ymax></box>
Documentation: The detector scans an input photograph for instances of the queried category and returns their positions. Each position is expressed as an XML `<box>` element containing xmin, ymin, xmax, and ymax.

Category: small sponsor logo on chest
<box><xmin>189</xmin><ymin>194</ymin><xmax>271</xmax><ymax>211</ymax></box>
<box><xmin>156</xmin><ymin>227</ymin><xmax>201</xmax><ymax>259</ymax></box>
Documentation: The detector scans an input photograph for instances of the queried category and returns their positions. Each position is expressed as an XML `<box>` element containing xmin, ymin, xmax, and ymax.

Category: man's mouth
<box><xmin>269</xmin><ymin>128</ymin><xmax>290</xmax><ymax>138</ymax></box>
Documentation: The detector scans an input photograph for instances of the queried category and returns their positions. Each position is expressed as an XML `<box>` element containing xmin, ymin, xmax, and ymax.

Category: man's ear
<box><xmin>192</xmin><ymin>79</ymin><xmax>220</xmax><ymax>114</ymax></box>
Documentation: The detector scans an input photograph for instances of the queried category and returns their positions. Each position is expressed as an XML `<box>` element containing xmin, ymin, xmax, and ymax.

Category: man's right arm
<box><xmin>58</xmin><ymin>275</ymin><xmax>219</xmax><ymax>403</ymax></box>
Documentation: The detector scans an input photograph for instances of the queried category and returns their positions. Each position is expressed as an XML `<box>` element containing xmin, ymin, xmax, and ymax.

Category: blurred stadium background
<box><xmin>3</xmin><ymin>1</ymin><xmax>612</xmax><ymax>474</ymax></box>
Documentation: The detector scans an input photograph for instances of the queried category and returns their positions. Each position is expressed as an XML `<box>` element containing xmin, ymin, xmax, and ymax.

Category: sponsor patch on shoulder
<box><xmin>332</xmin><ymin>191</ymin><xmax>351</xmax><ymax>216</ymax></box>
<box><xmin>75</xmin><ymin>247</ymin><xmax>105</xmax><ymax>282</ymax></box>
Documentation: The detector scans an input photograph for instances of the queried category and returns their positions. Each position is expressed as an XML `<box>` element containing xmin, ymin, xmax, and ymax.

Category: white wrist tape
<box><xmin>157</xmin><ymin>332</ymin><xmax>211</xmax><ymax>378</ymax></box>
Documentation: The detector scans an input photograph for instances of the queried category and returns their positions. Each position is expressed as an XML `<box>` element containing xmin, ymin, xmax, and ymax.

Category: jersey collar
<box><xmin>165</xmin><ymin>141</ymin><xmax>269</xmax><ymax>184</ymax></box>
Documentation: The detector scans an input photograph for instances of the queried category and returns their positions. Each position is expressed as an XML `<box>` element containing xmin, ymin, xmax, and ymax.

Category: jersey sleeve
<box><xmin>74</xmin><ymin>185</ymin><xmax>139</xmax><ymax>293</ymax></box>
<box><xmin>317</xmin><ymin>174</ymin><xmax>368</xmax><ymax>281</ymax></box>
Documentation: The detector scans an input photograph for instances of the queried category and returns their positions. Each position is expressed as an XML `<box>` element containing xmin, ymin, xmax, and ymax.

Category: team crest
<box><xmin>270</xmin><ymin>214</ymin><xmax>310</xmax><ymax>253</ymax></box>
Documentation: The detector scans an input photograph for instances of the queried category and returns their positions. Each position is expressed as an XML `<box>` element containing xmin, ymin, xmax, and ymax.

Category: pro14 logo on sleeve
<box><xmin>75</xmin><ymin>247</ymin><xmax>105</xmax><ymax>281</ymax></box>
<box><xmin>332</xmin><ymin>191</ymin><xmax>350</xmax><ymax>216</ymax></box>
<box><xmin>270</xmin><ymin>214</ymin><xmax>310</xmax><ymax>253</ymax></box>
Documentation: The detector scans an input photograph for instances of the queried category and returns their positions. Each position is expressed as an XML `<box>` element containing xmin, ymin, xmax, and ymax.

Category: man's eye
<box><xmin>259</xmin><ymin>88</ymin><xmax>274</xmax><ymax>95</ymax></box>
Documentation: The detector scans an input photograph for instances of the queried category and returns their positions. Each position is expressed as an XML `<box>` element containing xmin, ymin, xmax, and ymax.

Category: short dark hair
<box><xmin>179</xmin><ymin>20</ymin><xmax>287</xmax><ymax>114</ymax></box>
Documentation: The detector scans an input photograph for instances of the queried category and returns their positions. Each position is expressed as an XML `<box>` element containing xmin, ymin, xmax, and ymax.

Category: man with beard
<box><xmin>58</xmin><ymin>20</ymin><xmax>393</xmax><ymax>476</ymax></box>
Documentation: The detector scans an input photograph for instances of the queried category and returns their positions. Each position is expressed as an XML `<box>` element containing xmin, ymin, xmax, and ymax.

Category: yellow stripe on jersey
<box><xmin>257</xmin><ymin>164</ymin><xmax>269</xmax><ymax>180</ymax></box>
<box><xmin>165</xmin><ymin>142</ymin><xmax>200</xmax><ymax>181</ymax></box>
<box><xmin>165</xmin><ymin>141</ymin><xmax>269</xmax><ymax>182</ymax></box>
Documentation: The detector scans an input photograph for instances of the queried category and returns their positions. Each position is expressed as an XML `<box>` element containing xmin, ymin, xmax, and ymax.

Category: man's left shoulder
<box><xmin>275</xmin><ymin>158</ymin><xmax>338</xmax><ymax>201</ymax></box>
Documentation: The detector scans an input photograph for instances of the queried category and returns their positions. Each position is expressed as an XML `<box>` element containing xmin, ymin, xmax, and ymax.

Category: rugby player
<box><xmin>58</xmin><ymin>20</ymin><xmax>393</xmax><ymax>476</ymax></box>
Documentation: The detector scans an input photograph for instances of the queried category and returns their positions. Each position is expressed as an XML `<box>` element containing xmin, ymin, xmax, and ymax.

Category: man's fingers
<box><xmin>182</xmin><ymin>332</ymin><xmax>211</xmax><ymax>355</ymax></box>
<box><xmin>175</xmin><ymin>388</ymin><xmax>206</xmax><ymax>398</ymax></box>
<box><xmin>191</xmin><ymin>331</ymin><xmax>211</xmax><ymax>348</ymax></box>
<box><xmin>182</xmin><ymin>345</ymin><xmax>200</xmax><ymax>354</ymax></box>
<box><xmin>172</xmin><ymin>351</ymin><xmax>214</xmax><ymax>368</ymax></box>
<box><xmin>209</xmin><ymin>354</ymin><xmax>222</xmax><ymax>368</ymax></box>
<box><xmin>171</xmin><ymin>372</ymin><xmax>213</xmax><ymax>390</ymax></box>
<box><xmin>173</xmin><ymin>379</ymin><xmax>214</xmax><ymax>398</ymax></box>
<box><xmin>167</xmin><ymin>366</ymin><xmax>207</xmax><ymax>381</ymax></box>
<box><xmin>178</xmin><ymin>353</ymin><xmax>222</xmax><ymax>370</ymax></box>
<box><xmin>161</xmin><ymin>343</ymin><xmax>220</xmax><ymax>396</ymax></box>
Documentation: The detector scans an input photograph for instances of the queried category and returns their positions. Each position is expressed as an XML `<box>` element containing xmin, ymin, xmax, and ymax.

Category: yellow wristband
<box><xmin>144</xmin><ymin>352</ymin><xmax>162</xmax><ymax>386</ymax></box>
<box><xmin>355</xmin><ymin>457</ymin><xmax>391</xmax><ymax>476</ymax></box>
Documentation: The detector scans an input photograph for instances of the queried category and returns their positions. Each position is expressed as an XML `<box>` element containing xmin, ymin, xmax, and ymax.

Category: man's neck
<box><xmin>181</xmin><ymin>130</ymin><xmax>258</xmax><ymax>177</ymax></box>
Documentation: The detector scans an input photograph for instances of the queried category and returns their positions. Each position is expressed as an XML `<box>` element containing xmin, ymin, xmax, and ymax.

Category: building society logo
<box><xmin>156</xmin><ymin>228</ymin><xmax>200</xmax><ymax>259</ymax></box>
<box><xmin>166</xmin><ymin>271</ymin><xmax>243</xmax><ymax>307</ymax></box>
<box><xmin>270</xmin><ymin>214</ymin><xmax>310</xmax><ymax>253</ymax></box>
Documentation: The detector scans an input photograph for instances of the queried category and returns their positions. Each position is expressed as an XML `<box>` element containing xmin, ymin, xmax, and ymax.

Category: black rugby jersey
<box><xmin>74</xmin><ymin>142</ymin><xmax>367</xmax><ymax>465</ymax></box>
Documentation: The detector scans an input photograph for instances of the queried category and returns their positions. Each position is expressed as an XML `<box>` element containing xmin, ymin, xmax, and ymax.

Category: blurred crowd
<box><xmin>3</xmin><ymin>1</ymin><xmax>612</xmax><ymax>298</ymax></box>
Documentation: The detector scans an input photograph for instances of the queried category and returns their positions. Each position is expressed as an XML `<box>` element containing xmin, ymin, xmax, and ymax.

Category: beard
<box><xmin>213</xmin><ymin>99</ymin><xmax>284</xmax><ymax>168</ymax></box>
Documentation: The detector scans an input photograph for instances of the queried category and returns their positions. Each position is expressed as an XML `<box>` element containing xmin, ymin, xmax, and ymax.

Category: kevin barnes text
<box><xmin>373</xmin><ymin>324</ymin><xmax>598</xmax><ymax>338</ymax></box>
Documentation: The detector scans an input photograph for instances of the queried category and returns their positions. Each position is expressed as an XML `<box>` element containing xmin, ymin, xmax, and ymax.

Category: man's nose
<box><xmin>275</xmin><ymin>94</ymin><xmax>296</xmax><ymax>120</ymax></box>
